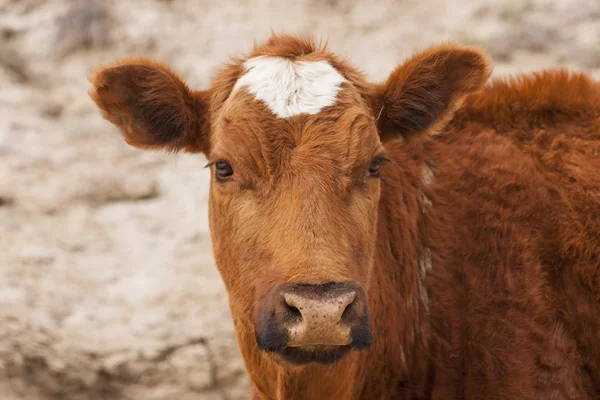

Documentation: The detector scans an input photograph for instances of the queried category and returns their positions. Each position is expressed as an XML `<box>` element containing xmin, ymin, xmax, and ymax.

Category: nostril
<box><xmin>340</xmin><ymin>297</ymin><xmax>357</xmax><ymax>325</ymax></box>
<box><xmin>282</xmin><ymin>294</ymin><xmax>304</xmax><ymax>321</ymax></box>
<box><xmin>285</xmin><ymin>303</ymin><xmax>303</xmax><ymax>320</ymax></box>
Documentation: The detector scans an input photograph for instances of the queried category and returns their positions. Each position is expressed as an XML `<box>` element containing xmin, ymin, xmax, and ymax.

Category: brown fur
<box><xmin>89</xmin><ymin>34</ymin><xmax>600</xmax><ymax>399</ymax></box>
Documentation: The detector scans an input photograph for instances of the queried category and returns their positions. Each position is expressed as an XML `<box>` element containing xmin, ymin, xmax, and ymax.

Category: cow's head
<box><xmin>89</xmin><ymin>34</ymin><xmax>490</xmax><ymax>365</ymax></box>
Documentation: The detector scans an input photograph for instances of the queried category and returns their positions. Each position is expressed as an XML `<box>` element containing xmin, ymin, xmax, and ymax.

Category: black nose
<box><xmin>255</xmin><ymin>281</ymin><xmax>373</xmax><ymax>364</ymax></box>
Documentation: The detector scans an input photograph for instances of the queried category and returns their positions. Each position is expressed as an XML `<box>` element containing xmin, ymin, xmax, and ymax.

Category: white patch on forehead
<box><xmin>232</xmin><ymin>56</ymin><xmax>347</xmax><ymax>118</ymax></box>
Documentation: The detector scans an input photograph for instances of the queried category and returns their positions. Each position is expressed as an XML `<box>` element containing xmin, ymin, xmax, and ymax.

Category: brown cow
<box><xmin>89</xmin><ymin>34</ymin><xmax>600</xmax><ymax>399</ymax></box>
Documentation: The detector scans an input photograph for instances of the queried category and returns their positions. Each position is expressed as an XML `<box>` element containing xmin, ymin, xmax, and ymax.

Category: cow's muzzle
<box><xmin>255</xmin><ymin>281</ymin><xmax>373</xmax><ymax>365</ymax></box>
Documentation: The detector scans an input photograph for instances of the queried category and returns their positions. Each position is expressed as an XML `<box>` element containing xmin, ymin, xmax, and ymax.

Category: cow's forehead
<box><xmin>231</xmin><ymin>56</ymin><xmax>348</xmax><ymax>119</ymax></box>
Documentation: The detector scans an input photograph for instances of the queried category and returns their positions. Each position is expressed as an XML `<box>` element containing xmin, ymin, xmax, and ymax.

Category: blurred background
<box><xmin>0</xmin><ymin>0</ymin><xmax>599</xmax><ymax>398</ymax></box>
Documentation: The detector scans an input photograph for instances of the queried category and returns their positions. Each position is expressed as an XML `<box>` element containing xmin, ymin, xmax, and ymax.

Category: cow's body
<box><xmin>359</xmin><ymin>71</ymin><xmax>600</xmax><ymax>399</ymax></box>
<box><xmin>89</xmin><ymin>35</ymin><xmax>600</xmax><ymax>399</ymax></box>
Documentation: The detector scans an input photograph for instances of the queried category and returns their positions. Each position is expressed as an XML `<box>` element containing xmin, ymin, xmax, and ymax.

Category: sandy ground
<box><xmin>0</xmin><ymin>0</ymin><xmax>599</xmax><ymax>398</ymax></box>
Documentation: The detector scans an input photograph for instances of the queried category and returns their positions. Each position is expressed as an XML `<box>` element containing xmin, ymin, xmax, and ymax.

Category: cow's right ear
<box><xmin>370</xmin><ymin>44</ymin><xmax>491</xmax><ymax>144</ymax></box>
<box><xmin>89</xmin><ymin>58</ymin><xmax>211</xmax><ymax>154</ymax></box>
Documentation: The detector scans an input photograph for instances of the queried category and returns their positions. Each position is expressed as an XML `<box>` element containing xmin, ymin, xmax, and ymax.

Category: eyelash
<box><xmin>204</xmin><ymin>160</ymin><xmax>235</xmax><ymax>182</ymax></box>
<box><xmin>368</xmin><ymin>156</ymin><xmax>391</xmax><ymax>178</ymax></box>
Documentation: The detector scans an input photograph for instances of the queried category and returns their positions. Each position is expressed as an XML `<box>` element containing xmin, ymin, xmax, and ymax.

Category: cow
<box><xmin>89</xmin><ymin>33</ymin><xmax>600</xmax><ymax>399</ymax></box>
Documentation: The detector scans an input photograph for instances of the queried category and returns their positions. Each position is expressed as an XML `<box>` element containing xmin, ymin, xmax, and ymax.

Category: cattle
<box><xmin>89</xmin><ymin>33</ymin><xmax>600</xmax><ymax>399</ymax></box>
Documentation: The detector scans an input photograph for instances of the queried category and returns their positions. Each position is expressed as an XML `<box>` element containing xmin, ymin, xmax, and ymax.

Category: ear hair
<box><xmin>89</xmin><ymin>57</ymin><xmax>211</xmax><ymax>154</ymax></box>
<box><xmin>372</xmin><ymin>44</ymin><xmax>492</xmax><ymax>144</ymax></box>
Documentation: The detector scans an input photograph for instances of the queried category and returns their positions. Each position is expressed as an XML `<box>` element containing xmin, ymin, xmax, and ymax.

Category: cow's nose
<box><xmin>276</xmin><ymin>282</ymin><xmax>367</xmax><ymax>347</ymax></box>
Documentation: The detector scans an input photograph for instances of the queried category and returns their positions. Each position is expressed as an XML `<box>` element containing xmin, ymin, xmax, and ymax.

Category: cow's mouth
<box><xmin>276</xmin><ymin>345</ymin><xmax>352</xmax><ymax>365</ymax></box>
<box><xmin>256</xmin><ymin>322</ymin><xmax>373</xmax><ymax>365</ymax></box>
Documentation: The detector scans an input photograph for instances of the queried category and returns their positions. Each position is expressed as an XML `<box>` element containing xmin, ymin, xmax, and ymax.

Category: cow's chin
<box><xmin>272</xmin><ymin>345</ymin><xmax>352</xmax><ymax>365</ymax></box>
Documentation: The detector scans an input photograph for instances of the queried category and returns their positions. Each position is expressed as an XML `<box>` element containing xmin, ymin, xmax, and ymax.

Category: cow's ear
<box><xmin>371</xmin><ymin>44</ymin><xmax>491</xmax><ymax>143</ymax></box>
<box><xmin>89</xmin><ymin>58</ymin><xmax>211</xmax><ymax>154</ymax></box>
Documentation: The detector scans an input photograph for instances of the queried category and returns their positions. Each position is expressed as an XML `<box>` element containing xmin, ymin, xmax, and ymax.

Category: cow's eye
<box><xmin>215</xmin><ymin>161</ymin><xmax>233</xmax><ymax>180</ymax></box>
<box><xmin>368</xmin><ymin>158</ymin><xmax>382</xmax><ymax>177</ymax></box>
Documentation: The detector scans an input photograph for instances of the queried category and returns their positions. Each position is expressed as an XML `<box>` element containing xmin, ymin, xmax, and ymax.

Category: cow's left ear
<box><xmin>89</xmin><ymin>58</ymin><xmax>211</xmax><ymax>154</ymax></box>
<box><xmin>370</xmin><ymin>44</ymin><xmax>491</xmax><ymax>143</ymax></box>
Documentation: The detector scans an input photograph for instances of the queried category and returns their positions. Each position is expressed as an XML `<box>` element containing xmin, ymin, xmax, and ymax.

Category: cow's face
<box><xmin>89</xmin><ymin>34</ymin><xmax>490</xmax><ymax>366</ymax></box>
<box><xmin>207</xmin><ymin>57</ymin><xmax>383</xmax><ymax>364</ymax></box>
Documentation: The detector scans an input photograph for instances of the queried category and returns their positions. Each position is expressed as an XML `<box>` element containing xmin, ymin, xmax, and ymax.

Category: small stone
<box><xmin>186</xmin><ymin>369</ymin><xmax>212</xmax><ymax>391</ymax></box>
<box><xmin>167</xmin><ymin>344</ymin><xmax>212</xmax><ymax>391</ymax></box>
<box><xmin>18</xmin><ymin>245</ymin><xmax>55</xmax><ymax>265</ymax></box>
<box><xmin>40</xmin><ymin>103</ymin><xmax>64</xmax><ymax>119</ymax></box>
<box><xmin>0</xmin><ymin>196</ymin><xmax>14</xmax><ymax>207</ymax></box>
